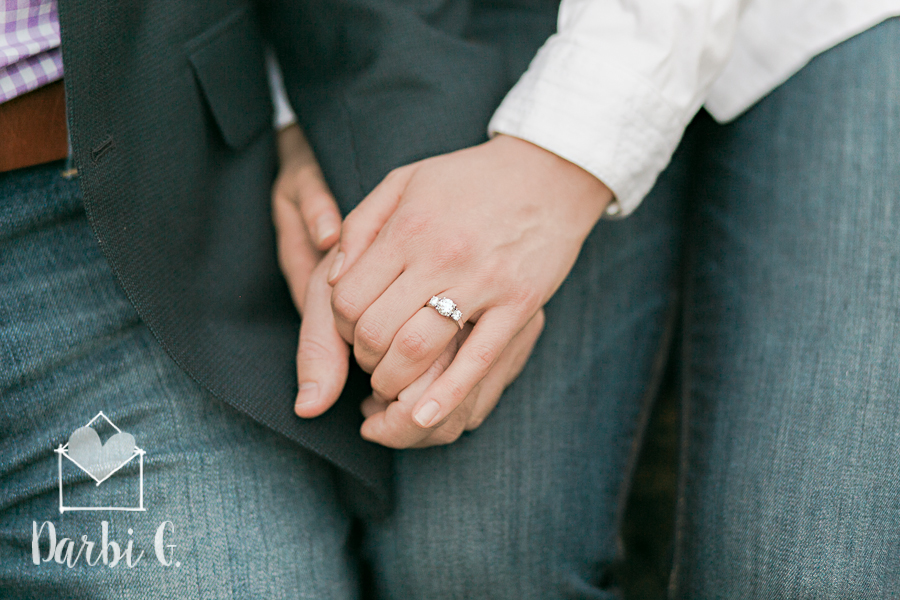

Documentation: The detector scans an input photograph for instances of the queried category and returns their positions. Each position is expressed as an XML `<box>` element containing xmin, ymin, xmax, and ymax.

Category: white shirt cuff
<box><xmin>489</xmin><ymin>37</ymin><xmax>693</xmax><ymax>218</ymax></box>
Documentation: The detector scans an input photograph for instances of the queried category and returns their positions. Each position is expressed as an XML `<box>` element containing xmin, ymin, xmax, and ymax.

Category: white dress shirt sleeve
<box><xmin>266</xmin><ymin>49</ymin><xmax>298</xmax><ymax>131</ymax></box>
<box><xmin>488</xmin><ymin>0</ymin><xmax>749</xmax><ymax>217</ymax></box>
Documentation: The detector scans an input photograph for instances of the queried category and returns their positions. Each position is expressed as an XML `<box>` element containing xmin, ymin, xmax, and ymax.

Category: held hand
<box><xmin>327</xmin><ymin>134</ymin><xmax>613</xmax><ymax>434</ymax></box>
<box><xmin>359</xmin><ymin>309</ymin><xmax>544</xmax><ymax>448</ymax></box>
<box><xmin>271</xmin><ymin>125</ymin><xmax>348</xmax><ymax>415</ymax></box>
<box><xmin>293</xmin><ymin>246</ymin><xmax>351</xmax><ymax>418</ymax></box>
<box><xmin>272</xmin><ymin>124</ymin><xmax>342</xmax><ymax>313</ymax></box>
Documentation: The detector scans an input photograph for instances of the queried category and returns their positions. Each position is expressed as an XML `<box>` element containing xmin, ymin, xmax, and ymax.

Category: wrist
<box><xmin>276</xmin><ymin>124</ymin><xmax>317</xmax><ymax>170</ymax></box>
<box><xmin>488</xmin><ymin>133</ymin><xmax>613</xmax><ymax>233</ymax></box>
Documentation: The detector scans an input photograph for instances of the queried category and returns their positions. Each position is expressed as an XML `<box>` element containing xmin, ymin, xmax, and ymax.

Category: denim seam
<box><xmin>612</xmin><ymin>292</ymin><xmax>682</xmax><ymax>557</ymax></box>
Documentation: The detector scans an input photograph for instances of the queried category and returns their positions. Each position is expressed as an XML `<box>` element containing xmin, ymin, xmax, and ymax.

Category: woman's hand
<box><xmin>327</xmin><ymin>134</ymin><xmax>613</xmax><ymax>434</ymax></box>
<box><xmin>291</xmin><ymin>243</ymin><xmax>546</xmax><ymax>438</ymax></box>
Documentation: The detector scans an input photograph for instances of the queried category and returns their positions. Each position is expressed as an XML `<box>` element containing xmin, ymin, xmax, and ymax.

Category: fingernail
<box><xmin>315</xmin><ymin>215</ymin><xmax>337</xmax><ymax>246</ymax></box>
<box><xmin>327</xmin><ymin>251</ymin><xmax>345</xmax><ymax>283</ymax></box>
<box><xmin>295</xmin><ymin>382</ymin><xmax>319</xmax><ymax>411</ymax></box>
<box><xmin>413</xmin><ymin>400</ymin><xmax>441</xmax><ymax>428</ymax></box>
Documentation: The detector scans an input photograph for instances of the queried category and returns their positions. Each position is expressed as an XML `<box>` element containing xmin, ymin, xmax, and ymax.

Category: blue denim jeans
<box><xmin>671</xmin><ymin>18</ymin><xmax>900</xmax><ymax>597</ymax></box>
<box><xmin>0</xmin><ymin>166</ymin><xmax>358</xmax><ymax>598</ymax></box>
<box><xmin>362</xmin><ymin>17</ymin><xmax>900</xmax><ymax>599</ymax></box>
<box><xmin>1</xmin><ymin>17</ymin><xmax>899</xmax><ymax>600</ymax></box>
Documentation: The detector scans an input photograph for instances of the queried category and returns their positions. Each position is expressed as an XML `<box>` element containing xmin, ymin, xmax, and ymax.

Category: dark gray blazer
<box><xmin>57</xmin><ymin>0</ymin><xmax>558</xmax><ymax>516</ymax></box>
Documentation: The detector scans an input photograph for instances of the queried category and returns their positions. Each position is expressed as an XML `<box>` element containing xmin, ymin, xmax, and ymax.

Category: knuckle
<box><xmin>331</xmin><ymin>288</ymin><xmax>362</xmax><ymax>323</ymax></box>
<box><xmin>386</xmin><ymin>438</ymin><xmax>412</xmax><ymax>450</ymax></box>
<box><xmin>353</xmin><ymin>344</ymin><xmax>377</xmax><ymax>374</ymax></box>
<box><xmin>279</xmin><ymin>168</ymin><xmax>314</xmax><ymax>203</ymax></box>
<box><xmin>428</xmin><ymin>237</ymin><xmax>474</xmax><ymax>271</ymax></box>
<box><xmin>392</xmin><ymin>212</ymin><xmax>434</xmax><ymax>243</ymax></box>
<box><xmin>396</xmin><ymin>329</ymin><xmax>431</xmax><ymax>363</ymax></box>
<box><xmin>441</xmin><ymin>377</ymin><xmax>470</xmax><ymax>403</ymax></box>
<box><xmin>296</xmin><ymin>337</ymin><xmax>333</xmax><ymax>363</ymax></box>
<box><xmin>467</xmin><ymin>343</ymin><xmax>497</xmax><ymax>371</ymax></box>
<box><xmin>509</xmin><ymin>285</ymin><xmax>540</xmax><ymax>309</ymax></box>
<box><xmin>359</xmin><ymin>427</ymin><xmax>377</xmax><ymax>444</ymax></box>
<box><xmin>355</xmin><ymin>319</ymin><xmax>387</xmax><ymax>356</ymax></box>
<box><xmin>369</xmin><ymin>372</ymin><xmax>394</xmax><ymax>401</ymax></box>
<box><xmin>507</xmin><ymin>285</ymin><xmax>542</xmax><ymax>314</ymax></box>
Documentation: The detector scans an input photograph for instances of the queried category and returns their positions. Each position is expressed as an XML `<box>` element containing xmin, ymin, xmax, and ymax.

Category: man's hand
<box><xmin>292</xmin><ymin>246</ymin><xmax>352</xmax><ymax>417</ymax></box>
<box><xmin>359</xmin><ymin>308</ymin><xmax>545</xmax><ymax>448</ymax></box>
<box><xmin>326</xmin><ymin>134</ymin><xmax>613</xmax><ymax>439</ymax></box>
<box><xmin>271</xmin><ymin>125</ymin><xmax>349</xmax><ymax>415</ymax></box>
<box><xmin>272</xmin><ymin>124</ymin><xmax>342</xmax><ymax>312</ymax></box>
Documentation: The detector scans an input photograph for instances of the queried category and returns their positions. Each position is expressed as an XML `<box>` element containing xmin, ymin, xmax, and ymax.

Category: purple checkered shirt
<box><xmin>0</xmin><ymin>0</ymin><xmax>63</xmax><ymax>103</ymax></box>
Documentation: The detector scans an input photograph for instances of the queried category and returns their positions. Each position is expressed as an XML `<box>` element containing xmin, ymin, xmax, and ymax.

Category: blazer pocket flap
<box><xmin>187</xmin><ymin>8</ymin><xmax>272</xmax><ymax>149</ymax></box>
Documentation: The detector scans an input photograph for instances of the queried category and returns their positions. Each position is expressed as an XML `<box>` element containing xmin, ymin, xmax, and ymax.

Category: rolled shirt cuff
<box><xmin>488</xmin><ymin>37</ymin><xmax>694</xmax><ymax>219</ymax></box>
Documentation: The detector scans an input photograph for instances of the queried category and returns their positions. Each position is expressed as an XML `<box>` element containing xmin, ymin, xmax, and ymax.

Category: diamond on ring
<box><xmin>428</xmin><ymin>296</ymin><xmax>463</xmax><ymax>328</ymax></box>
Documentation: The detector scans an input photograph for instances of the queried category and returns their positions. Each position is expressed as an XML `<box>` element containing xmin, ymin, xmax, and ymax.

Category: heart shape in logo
<box><xmin>66</xmin><ymin>426</ymin><xmax>136</xmax><ymax>482</ymax></box>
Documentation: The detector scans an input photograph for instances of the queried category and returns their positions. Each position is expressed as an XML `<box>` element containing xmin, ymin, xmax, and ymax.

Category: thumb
<box><xmin>294</xmin><ymin>248</ymin><xmax>350</xmax><ymax>418</ymax></box>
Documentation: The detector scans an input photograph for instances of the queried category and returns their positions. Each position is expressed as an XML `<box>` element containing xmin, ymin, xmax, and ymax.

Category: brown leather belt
<box><xmin>0</xmin><ymin>80</ymin><xmax>69</xmax><ymax>173</ymax></box>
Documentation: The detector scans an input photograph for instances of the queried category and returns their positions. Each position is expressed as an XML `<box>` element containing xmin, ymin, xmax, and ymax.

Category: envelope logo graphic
<box><xmin>54</xmin><ymin>412</ymin><xmax>146</xmax><ymax>513</ymax></box>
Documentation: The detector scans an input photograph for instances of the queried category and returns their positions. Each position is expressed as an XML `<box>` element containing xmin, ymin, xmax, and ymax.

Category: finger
<box><xmin>326</xmin><ymin>164</ymin><xmax>416</xmax><ymax>285</ymax></box>
<box><xmin>329</xmin><ymin>234</ymin><xmax>404</xmax><ymax>344</ymax></box>
<box><xmin>465</xmin><ymin>308</ymin><xmax>544</xmax><ymax>431</ymax></box>
<box><xmin>275</xmin><ymin>125</ymin><xmax>341</xmax><ymax>250</ymax></box>
<box><xmin>293</xmin><ymin>164</ymin><xmax>341</xmax><ymax>250</ymax></box>
<box><xmin>360</xmin><ymin>395</ymin><xmax>389</xmax><ymax>419</ymax></box>
<box><xmin>295</xmin><ymin>248</ymin><xmax>351</xmax><ymax>418</ymax></box>
<box><xmin>366</xmin><ymin>299</ymin><xmax>467</xmax><ymax>398</ymax></box>
<box><xmin>407</xmin><ymin>406</ymin><xmax>472</xmax><ymax>448</ymax></box>
<box><xmin>391</xmin><ymin>323</ymin><xmax>466</xmax><ymax>401</ymax></box>
<box><xmin>407</xmin><ymin>311</ymin><xmax>542</xmax><ymax>448</ymax></box>
<box><xmin>272</xmin><ymin>191</ymin><xmax>320</xmax><ymax>313</ymax></box>
<box><xmin>361</xmin><ymin>390</ymin><xmax>471</xmax><ymax>449</ymax></box>
<box><xmin>360</xmin><ymin>329</ymin><xmax>465</xmax><ymax>447</ymax></box>
<box><xmin>353</xmin><ymin>271</ymin><xmax>462</xmax><ymax>374</ymax></box>
<box><xmin>358</xmin><ymin>398</ymin><xmax>428</xmax><ymax>449</ymax></box>
<box><xmin>410</xmin><ymin>308</ymin><xmax>525</xmax><ymax>429</ymax></box>
<box><xmin>408</xmin><ymin>385</ymin><xmax>478</xmax><ymax>448</ymax></box>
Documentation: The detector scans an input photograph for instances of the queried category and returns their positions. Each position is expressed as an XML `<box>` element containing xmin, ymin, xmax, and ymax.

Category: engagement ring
<box><xmin>427</xmin><ymin>296</ymin><xmax>463</xmax><ymax>329</ymax></box>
